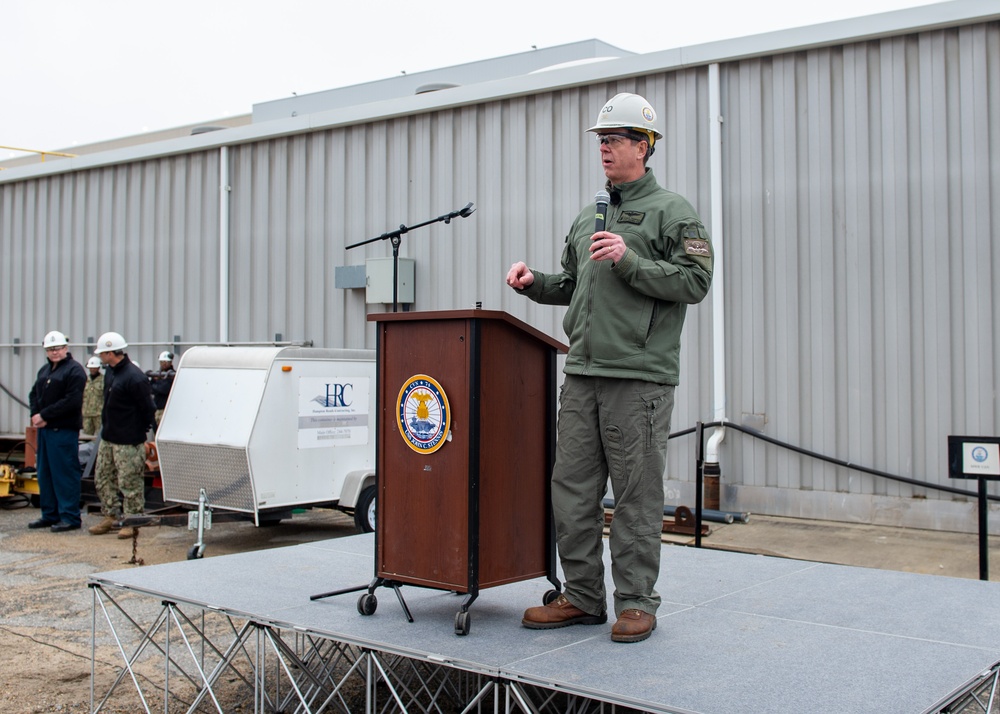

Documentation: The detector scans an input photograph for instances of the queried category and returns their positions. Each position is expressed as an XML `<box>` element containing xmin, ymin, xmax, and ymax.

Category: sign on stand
<box><xmin>948</xmin><ymin>435</ymin><xmax>1000</xmax><ymax>581</ymax></box>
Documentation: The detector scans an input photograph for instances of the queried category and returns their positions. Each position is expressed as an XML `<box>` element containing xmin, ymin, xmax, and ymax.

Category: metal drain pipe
<box><xmin>705</xmin><ymin>62</ymin><xmax>727</xmax><ymax>511</ymax></box>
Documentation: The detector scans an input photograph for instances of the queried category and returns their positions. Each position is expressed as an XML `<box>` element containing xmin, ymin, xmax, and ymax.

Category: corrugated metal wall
<box><xmin>1</xmin><ymin>17</ymin><xmax>997</xmax><ymax>530</ymax></box>
<box><xmin>0</xmin><ymin>153</ymin><xmax>219</xmax><ymax>431</ymax></box>
<box><xmin>721</xmin><ymin>22</ymin><xmax>1000</xmax><ymax>528</ymax></box>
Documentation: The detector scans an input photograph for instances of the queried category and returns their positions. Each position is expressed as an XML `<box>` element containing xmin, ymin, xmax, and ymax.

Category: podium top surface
<box><xmin>369</xmin><ymin>309</ymin><xmax>567</xmax><ymax>353</ymax></box>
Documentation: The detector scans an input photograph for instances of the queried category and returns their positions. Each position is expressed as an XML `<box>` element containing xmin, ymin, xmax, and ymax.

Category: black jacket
<box><xmin>149</xmin><ymin>368</ymin><xmax>175</xmax><ymax>409</ymax></box>
<box><xmin>28</xmin><ymin>353</ymin><xmax>87</xmax><ymax>431</ymax></box>
<box><xmin>101</xmin><ymin>355</ymin><xmax>155</xmax><ymax>445</ymax></box>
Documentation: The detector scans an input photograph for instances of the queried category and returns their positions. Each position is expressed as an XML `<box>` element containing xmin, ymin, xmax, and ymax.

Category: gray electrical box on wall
<box><xmin>366</xmin><ymin>258</ymin><xmax>415</xmax><ymax>304</ymax></box>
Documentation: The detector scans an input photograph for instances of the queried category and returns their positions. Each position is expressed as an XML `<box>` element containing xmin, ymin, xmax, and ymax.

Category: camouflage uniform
<box><xmin>94</xmin><ymin>440</ymin><xmax>146</xmax><ymax>517</ymax></box>
<box><xmin>81</xmin><ymin>373</ymin><xmax>103</xmax><ymax>436</ymax></box>
<box><xmin>94</xmin><ymin>354</ymin><xmax>154</xmax><ymax>521</ymax></box>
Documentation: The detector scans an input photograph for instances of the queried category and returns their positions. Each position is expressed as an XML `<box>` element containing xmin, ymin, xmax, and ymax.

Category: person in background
<box><xmin>88</xmin><ymin>331</ymin><xmax>155</xmax><ymax>539</ymax></box>
<box><xmin>27</xmin><ymin>330</ymin><xmax>87</xmax><ymax>533</ymax></box>
<box><xmin>81</xmin><ymin>356</ymin><xmax>104</xmax><ymax>436</ymax></box>
<box><xmin>507</xmin><ymin>93</ymin><xmax>713</xmax><ymax>643</ymax></box>
<box><xmin>148</xmin><ymin>350</ymin><xmax>176</xmax><ymax>427</ymax></box>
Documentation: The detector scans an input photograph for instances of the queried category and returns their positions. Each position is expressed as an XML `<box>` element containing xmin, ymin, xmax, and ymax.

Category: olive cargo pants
<box><xmin>551</xmin><ymin>375</ymin><xmax>674</xmax><ymax>618</ymax></box>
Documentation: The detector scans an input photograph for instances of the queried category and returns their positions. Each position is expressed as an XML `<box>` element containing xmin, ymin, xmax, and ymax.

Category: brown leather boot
<box><xmin>88</xmin><ymin>516</ymin><xmax>116</xmax><ymax>536</ymax></box>
<box><xmin>611</xmin><ymin>609</ymin><xmax>657</xmax><ymax>642</ymax></box>
<box><xmin>117</xmin><ymin>526</ymin><xmax>136</xmax><ymax>539</ymax></box>
<box><xmin>521</xmin><ymin>594</ymin><xmax>607</xmax><ymax>629</ymax></box>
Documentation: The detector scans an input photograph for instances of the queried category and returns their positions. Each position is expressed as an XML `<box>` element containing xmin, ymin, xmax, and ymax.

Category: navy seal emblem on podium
<box><xmin>397</xmin><ymin>374</ymin><xmax>451</xmax><ymax>454</ymax></box>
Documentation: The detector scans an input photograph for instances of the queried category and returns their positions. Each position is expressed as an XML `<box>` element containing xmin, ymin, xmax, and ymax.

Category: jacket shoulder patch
<box><xmin>684</xmin><ymin>239</ymin><xmax>711</xmax><ymax>257</ymax></box>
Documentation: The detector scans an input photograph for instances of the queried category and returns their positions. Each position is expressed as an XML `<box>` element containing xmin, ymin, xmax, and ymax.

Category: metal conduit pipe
<box><xmin>602</xmin><ymin>499</ymin><xmax>748</xmax><ymax>525</ymax></box>
<box><xmin>219</xmin><ymin>145</ymin><xmax>231</xmax><ymax>343</ymax></box>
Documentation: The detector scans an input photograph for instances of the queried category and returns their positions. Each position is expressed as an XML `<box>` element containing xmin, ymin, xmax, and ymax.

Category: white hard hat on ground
<box><xmin>158</xmin><ymin>351</ymin><xmax>174</xmax><ymax>362</ymax></box>
<box><xmin>42</xmin><ymin>331</ymin><xmax>69</xmax><ymax>348</ymax></box>
<box><xmin>587</xmin><ymin>92</ymin><xmax>663</xmax><ymax>145</ymax></box>
<box><xmin>94</xmin><ymin>331</ymin><xmax>128</xmax><ymax>354</ymax></box>
<box><xmin>86</xmin><ymin>356</ymin><xmax>102</xmax><ymax>369</ymax></box>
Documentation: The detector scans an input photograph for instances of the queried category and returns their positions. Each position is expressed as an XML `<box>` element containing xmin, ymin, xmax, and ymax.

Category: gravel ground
<box><xmin>0</xmin><ymin>497</ymin><xmax>359</xmax><ymax>713</ymax></box>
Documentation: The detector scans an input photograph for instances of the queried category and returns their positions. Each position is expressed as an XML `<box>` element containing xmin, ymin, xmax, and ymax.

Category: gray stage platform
<box><xmin>89</xmin><ymin>534</ymin><xmax>1000</xmax><ymax>713</ymax></box>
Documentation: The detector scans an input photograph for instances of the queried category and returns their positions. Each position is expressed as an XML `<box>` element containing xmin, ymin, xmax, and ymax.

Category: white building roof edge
<box><xmin>2</xmin><ymin>0</ymin><xmax>996</xmax><ymax>184</ymax></box>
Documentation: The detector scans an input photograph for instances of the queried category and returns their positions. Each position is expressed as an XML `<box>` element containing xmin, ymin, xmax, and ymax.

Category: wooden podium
<box><xmin>363</xmin><ymin>309</ymin><xmax>566</xmax><ymax>634</ymax></box>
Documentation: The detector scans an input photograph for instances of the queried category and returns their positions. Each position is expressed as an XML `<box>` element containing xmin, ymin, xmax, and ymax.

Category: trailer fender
<box><xmin>339</xmin><ymin>470</ymin><xmax>375</xmax><ymax>508</ymax></box>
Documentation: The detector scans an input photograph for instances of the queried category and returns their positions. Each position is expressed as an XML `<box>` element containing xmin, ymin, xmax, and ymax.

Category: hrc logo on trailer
<box><xmin>396</xmin><ymin>375</ymin><xmax>451</xmax><ymax>454</ymax></box>
<box><xmin>311</xmin><ymin>382</ymin><xmax>355</xmax><ymax>408</ymax></box>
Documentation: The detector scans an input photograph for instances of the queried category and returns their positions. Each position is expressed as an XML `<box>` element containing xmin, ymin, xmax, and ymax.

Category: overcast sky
<box><xmin>4</xmin><ymin>0</ymin><xmax>939</xmax><ymax>161</ymax></box>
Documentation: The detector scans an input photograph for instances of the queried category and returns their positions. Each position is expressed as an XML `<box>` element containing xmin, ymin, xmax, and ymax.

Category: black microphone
<box><xmin>594</xmin><ymin>190</ymin><xmax>610</xmax><ymax>232</ymax></box>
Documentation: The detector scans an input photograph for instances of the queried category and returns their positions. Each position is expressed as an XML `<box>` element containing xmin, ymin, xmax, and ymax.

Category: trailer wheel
<box><xmin>354</xmin><ymin>485</ymin><xmax>376</xmax><ymax>534</ymax></box>
<box><xmin>187</xmin><ymin>545</ymin><xmax>204</xmax><ymax>560</ymax></box>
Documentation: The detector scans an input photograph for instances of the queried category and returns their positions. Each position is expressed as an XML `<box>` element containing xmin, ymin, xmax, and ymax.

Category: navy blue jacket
<box><xmin>101</xmin><ymin>355</ymin><xmax>155</xmax><ymax>445</ymax></box>
<box><xmin>28</xmin><ymin>353</ymin><xmax>87</xmax><ymax>431</ymax></box>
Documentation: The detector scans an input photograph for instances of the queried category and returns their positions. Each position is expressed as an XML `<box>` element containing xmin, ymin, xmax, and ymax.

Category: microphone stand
<box><xmin>346</xmin><ymin>202</ymin><xmax>476</xmax><ymax>312</ymax></box>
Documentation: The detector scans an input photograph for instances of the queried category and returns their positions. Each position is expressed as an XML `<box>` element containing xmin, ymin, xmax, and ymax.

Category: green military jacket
<box><xmin>521</xmin><ymin>170</ymin><xmax>713</xmax><ymax>385</ymax></box>
<box><xmin>82</xmin><ymin>373</ymin><xmax>104</xmax><ymax>418</ymax></box>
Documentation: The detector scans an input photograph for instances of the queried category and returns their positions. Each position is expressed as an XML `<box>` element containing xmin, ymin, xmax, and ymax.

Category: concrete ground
<box><xmin>665</xmin><ymin>513</ymin><xmax>1000</xmax><ymax>582</ymax></box>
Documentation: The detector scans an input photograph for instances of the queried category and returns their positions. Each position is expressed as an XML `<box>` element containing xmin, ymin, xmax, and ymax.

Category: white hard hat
<box><xmin>158</xmin><ymin>351</ymin><xmax>174</xmax><ymax>362</ymax></box>
<box><xmin>42</xmin><ymin>330</ymin><xmax>69</xmax><ymax>348</ymax></box>
<box><xmin>588</xmin><ymin>93</ymin><xmax>663</xmax><ymax>144</ymax></box>
<box><xmin>86</xmin><ymin>356</ymin><xmax>102</xmax><ymax>369</ymax></box>
<box><xmin>94</xmin><ymin>331</ymin><xmax>128</xmax><ymax>354</ymax></box>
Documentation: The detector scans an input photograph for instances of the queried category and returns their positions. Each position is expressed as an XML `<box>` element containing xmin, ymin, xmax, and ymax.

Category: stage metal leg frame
<box><xmin>91</xmin><ymin>582</ymin><xmax>618</xmax><ymax>714</ymax></box>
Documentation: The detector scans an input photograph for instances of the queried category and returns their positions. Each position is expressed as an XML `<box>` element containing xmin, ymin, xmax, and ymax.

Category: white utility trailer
<box><xmin>155</xmin><ymin>346</ymin><xmax>377</xmax><ymax>556</ymax></box>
